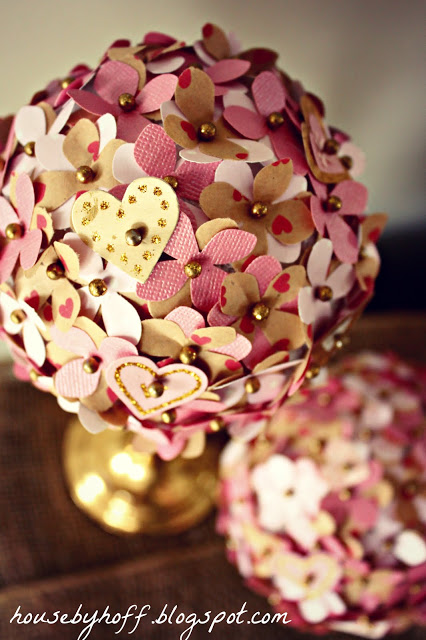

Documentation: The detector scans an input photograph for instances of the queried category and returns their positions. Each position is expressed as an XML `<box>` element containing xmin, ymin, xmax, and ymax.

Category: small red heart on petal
<box><xmin>241</xmin><ymin>255</ymin><xmax>256</xmax><ymax>271</ymax></box>
<box><xmin>179</xmin><ymin>68</ymin><xmax>192</xmax><ymax>89</ymax></box>
<box><xmin>233</xmin><ymin>189</ymin><xmax>242</xmax><ymax>202</ymax></box>
<box><xmin>88</xmin><ymin>141</ymin><xmax>99</xmax><ymax>161</ymax></box>
<box><xmin>240</xmin><ymin>315</ymin><xmax>255</xmax><ymax>334</ymax></box>
<box><xmin>225</xmin><ymin>359</ymin><xmax>241</xmax><ymax>371</ymax></box>
<box><xmin>25</xmin><ymin>290</ymin><xmax>40</xmax><ymax>311</ymax></box>
<box><xmin>273</xmin><ymin>272</ymin><xmax>291</xmax><ymax>293</ymax></box>
<box><xmin>272</xmin><ymin>215</ymin><xmax>293</xmax><ymax>235</ymax></box>
<box><xmin>236</xmin><ymin>153</ymin><xmax>248</xmax><ymax>159</ymax></box>
<box><xmin>368</xmin><ymin>227</ymin><xmax>381</xmax><ymax>244</ymax></box>
<box><xmin>202</xmin><ymin>23</ymin><xmax>213</xmax><ymax>38</ymax></box>
<box><xmin>181</xmin><ymin>120</ymin><xmax>197</xmax><ymax>140</ymax></box>
<box><xmin>220</xmin><ymin>285</ymin><xmax>227</xmax><ymax>308</ymax></box>
<box><xmin>37</xmin><ymin>214</ymin><xmax>47</xmax><ymax>230</ymax></box>
<box><xmin>33</xmin><ymin>182</ymin><xmax>46</xmax><ymax>204</ymax></box>
<box><xmin>191</xmin><ymin>334</ymin><xmax>211</xmax><ymax>345</ymax></box>
<box><xmin>44</xmin><ymin>305</ymin><xmax>53</xmax><ymax>322</ymax></box>
<box><xmin>59</xmin><ymin>298</ymin><xmax>73</xmax><ymax>319</ymax></box>
<box><xmin>272</xmin><ymin>158</ymin><xmax>290</xmax><ymax>166</ymax></box>
<box><xmin>274</xmin><ymin>338</ymin><xmax>289</xmax><ymax>351</ymax></box>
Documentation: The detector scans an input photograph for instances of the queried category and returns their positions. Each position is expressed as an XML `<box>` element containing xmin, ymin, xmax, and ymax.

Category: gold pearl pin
<box><xmin>197</xmin><ymin>122</ymin><xmax>216</xmax><ymax>141</ymax></box>
<box><xmin>88</xmin><ymin>279</ymin><xmax>108</xmax><ymax>297</ymax></box>
<box><xmin>306</xmin><ymin>364</ymin><xmax>320</xmax><ymax>380</ymax></box>
<box><xmin>10</xmin><ymin>309</ymin><xmax>26</xmax><ymax>324</ymax></box>
<box><xmin>5</xmin><ymin>223</ymin><xmax>23</xmax><ymax>240</ymax></box>
<box><xmin>251</xmin><ymin>302</ymin><xmax>270</xmax><ymax>321</ymax></box>
<box><xmin>267</xmin><ymin>112</ymin><xmax>284</xmax><ymax>129</ymax></box>
<box><xmin>245</xmin><ymin>377</ymin><xmax>261</xmax><ymax>394</ymax></box>
<box><xmin>147</xmin><ymin>380</ymin><xmax>164</xmax><ymax>398</ymax></box>
<box><xmin>323</xmin><ymin>138</ymin><xmax>340</xmax><ymax>155</ymax></box>
<box><xmin>61</xmin><ymin>76</ymin><xmax>74</xmax><ymax>89</ymax></box>
<box><xmin>76</xmin><ymin>165</ymin><xmax>95</xmax><ymax>184</ymax></box>
<box><xmin>125</xmin><ymin>228</ymin><xmax>144</xmax><ymax>246</ymax></box>
<box><xmin>326</xmin><ymin>195</ymin><xmax>342</xmax><ymax>212</ymax></box>
<box><xmin>184</xmin><ymin>261</ymin><xmax>202</xmax><ymax>278</ymax></box>
<box><xmin>250</xmin><ymin>201</ymin><xmax>268</xmax><ymax>218</ymax></box>
<box><xmin>316</xmin><ymin>285</ymin><xmax>333</xmax><ymax>302</ymax></box>
<box><xmin>24</xmin><ymin>141</ymin><xmax>35</xmax><ymax>156</ymax></box>
<box><xmin>340</xmin><ymin>155</ymin><xmax>353</xmax><ymax>170</ymax></box>
<box><xmin>210</xmin><ymin>417</ymin><xmax>225</xmax><ymax>432</ymax></box>
<box><xmin>46</xmin><ymin>262</ymin><xmax>65</xmax><ymax>280</ymax></box>
<box><xmin>161</xmin><ymin>409</ymin><xmax>176</xmax><ymax>424</ymax></box>
<box><xmin>82</xmin><ymin>357</ymin><xmax>100</xmax><ymax>374</ymax></box>
<box><xmin>179</xmin><ymin>345</ymin><xmax>198</xmax><ymax>364</ymax></box>
<box><xmin>118</xmin><ymin>93</ymin><xmax>136</xmax><ymax>112</ymax></box>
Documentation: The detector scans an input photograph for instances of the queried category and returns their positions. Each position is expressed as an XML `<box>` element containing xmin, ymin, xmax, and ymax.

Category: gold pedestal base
<box><xmin>63</xmin><ymin>419</ymin><xmax>219</xmax><ymax>535</ymax></box>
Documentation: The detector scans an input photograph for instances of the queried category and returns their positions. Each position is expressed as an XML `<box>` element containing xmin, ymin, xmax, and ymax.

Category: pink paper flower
<box><xmin>0</xmin><ymin>173</ymin><xmax>42</xmax><ymax>282</ymax></box>
<box><xmin>136</xmin><ymin>215</ymin><xmax>257</xmax><ymax>312</ymax></box>
<box><xmin>69</xmin><ymin>60</ymin><xmax>178</xmax><ymax>142</ymax></box>
<box><xmin>310</xmin><ymin>178</ymin><xmax>368</xmax><ymax>263</ymax></box>
<box><xmin>223</xmin><ymin>72</ymin><xmax>308</xmax><ymax>174</ymax></box>
<box><xmin>251</xmin><ymin>454</ymin><xmax>329</xmax><ymax>550</ymax></box>
<box><xmin>51</xmin><ymin>326</ymin><xmax>137</xmax><ymax>399</ymax></box>
<box><xmin>113</xmin><ymin>122</ymin><xmax>219</xmax><ymax>206</ymax></box>
<box><xmin>298</xmin><ymin>238</ymin><xmax>355</xmax><ymax>334</ymax></box>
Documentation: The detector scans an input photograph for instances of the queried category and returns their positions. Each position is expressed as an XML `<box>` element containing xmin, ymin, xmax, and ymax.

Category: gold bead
<box><xmin>10</xmin><ymin>309</ymin><xmax>26</xmax><ymax>324</ymax></box>
<box><xmin>76</xmin><ymin>165</ymin><xmax>95</xmax><ymax>184</ymax></box>
<box><xmin>46</xmin><ymin>262</ymin><xmax>65</xmax><ymax>280</ymax></box>
<box><xmin>179</xmin><ymin>345</ymin><xmax>198</xmax><ymax>364</ymax></box>
<box><xmin>125</xmin><ymin>228</ymin><xmax>144</xmax><ymax>246</ymax></box>
<box><xmin>82</xmin><ymin>356</ymin><xmax>100</xmax><ymax>374</ymax></box>
<box><xmin>197</xmin><ymin>122</ymin><xmax>216</xmax><ymax>141</ymax></box>
<box><xmin>323</xmin><ymin>138</ymin><xmax>340</xmax><ymax>155</ymax></box>
<box><xmin>339</xmin><ymin>489</ymin><xmax>351</xmax><ymax>501</ymax></box>
<box><xmin>184</xmin><ymin>261</ymin><xmax>202</xmax><ymax>278</ymax></box>
<box><xmin>147</xmin><ymin>380</ymin><xmax>164</xmax><ymax>398</ymax></box>
<box><xmin>250</xmin><ymin>201</ymin><xmax>268</xmax><ymax>218</ymax></box>
<box><xmin>163</xmin><ymin>175</ymin><xmax>179</xmax><ymax>190</ymax></box>
<box><xmin>306</xmin><ymin>364</ymin><xmax>320</xmax><ymax>380</ymax></box>
<box><xmin>326</xmin><ymin>195</ymin><xmax>342</xmax><ymax>212</ymax></box>
<box><xmin>334</xmin><ymin>333</ymin><xmax>349</xmax><ymax>350</ymax></box>
<box><xmin>340</xmin><ymin>154</ymin><xmax>353</xmax><ymax>170</ymax></box>
<box><xmin>29</xmin><ymin>368</ymin><xmax>40</xmax><ymax>382</ymax></box>
<box><xmin>161</xmin><ymin>409</ymin><xmax>176</xmax><ymax>424</ymax></box>
<box><xmin>210</xmin><ymin>417</ymin><xmax>225</xmax><ymax>432</ymax></box>
<box><xmin>267</xmin><ymin>111</ymin><xmax>284</xmax><ymax>129</ymax></box>
<box><xmin>23</xmin><ymin>141</ymin><xmax>35</xmax><ymax>156</ymax></box>
<box><xmin>118</xmin><ymin>92</ymin><xmax>136</xmax><ymax>112</ymax></box>
<box><xmin>245</xmin><ymin>377</ymin><xmax>261</xmax><ymax>394</ymax></box>
<box><xmin>251</xmin><ymin>302</ymin><xmax>270</xmax><ymax>321</ymax></box>
<box><xmin>61</xmin><ymin>76</ymin><xmax>74</xmax><ymax>89</ymax></box>
<box><xmin>316</xmin><ymin>285</ymin><xmax>333</xmax><ymax>302</ymax></box>
<box><xmin>88</xmin><ymin>278</ymin><xmax>108</xmax><ymax>297</ymax></box>
<box><xmin>5</xmin><ymin>223</ymin><xmax>23</xmax><ymax>240</ymax></box>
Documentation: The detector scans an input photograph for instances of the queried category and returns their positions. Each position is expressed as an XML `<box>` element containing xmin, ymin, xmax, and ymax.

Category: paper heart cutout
<box><xmin>106</xmin><ymin>356</ymin><xmax>208</xmax><ymax>418</ymax></box>
<box><xmin>59</xmin><ymin>298</ymin><xmax>74</xmax><ymax>318</ymax></box>
<box><xmin>191</xmin><ymin>334</ymin><xmax>211</xmax><ymax>345</ymax></box>
<box><xmin>271</xmin><ymin>215</ymin><xmax>293</xmax><ymax>235</ymax></box>
<box><xmin>71</xmin><ymin>177</ymin><xmax>179</xmax><ymax>283</ymax></box>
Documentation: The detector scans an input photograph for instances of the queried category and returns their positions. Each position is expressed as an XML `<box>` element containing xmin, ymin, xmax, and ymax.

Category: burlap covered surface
<box><xmin>0</xmin><ymin>313</ymin><xmax>425</xmax><ymax>640</ymax></box>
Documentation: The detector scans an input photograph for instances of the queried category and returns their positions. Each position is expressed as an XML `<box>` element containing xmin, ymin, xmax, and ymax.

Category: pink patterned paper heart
<box><xmin>106</xmin><ymin>356</ymin><xmax>208</xmax><ymax>418</ymax></box>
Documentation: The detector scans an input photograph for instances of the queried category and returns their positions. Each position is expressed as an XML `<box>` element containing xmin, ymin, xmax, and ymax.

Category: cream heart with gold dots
<box><xmin>71</xmin><ymin>177</ymin><xmax>179</xmax><ymax>283</ymax></box>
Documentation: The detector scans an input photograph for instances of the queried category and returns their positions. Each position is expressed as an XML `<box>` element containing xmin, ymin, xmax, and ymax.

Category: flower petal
<box><xmin>252</xmin><ymin>71</ymin><xmax>286</xmax><ymax>117</ymax></box>
<box><xmin>175</xmin><ymin>68</ymin><xmax>215</xmax><ymax>126</ymax></box>
<box><xmin>137</xmin><ymin>74</ymin><xmax>178</xmax><ymax>113</ymax></box>
<box><xmin>101</xmin><ymin>293</ymin><xmax>142</xmax><ymax>345</ymax></box>
<box><xmin>134</xmin><ymin>123</ymin><xmax>175</xmax><ymax>177</ymax></box>
<box><xmin>94</xmin><ymin>60</ymin><xmax>139</xmax><ymax>104</ymax></box>
<box><xmin>223</xmin><ymin>106</ymin><xmax>267</xmax><ymax>139</ymax></box>
<box><xmin>22</xmin><ymin>322</ymin><xmax>46</xmax><ymax>367</ymax></box>
<box><xmin>136</xmin><ymin>260</ymin><xmax>187</xmax><ymax>301</ymax></box>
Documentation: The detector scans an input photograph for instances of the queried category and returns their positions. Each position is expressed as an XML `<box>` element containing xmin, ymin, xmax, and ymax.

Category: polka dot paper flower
<box><xmin>0</xmin><ymin>23</ymin><xmax>385</xmax><ymax>458</ymax></box>
<box><xmin>218</xmin><ymin>352</ymin><xmax>426</xmax><ymax>637</ymax></box>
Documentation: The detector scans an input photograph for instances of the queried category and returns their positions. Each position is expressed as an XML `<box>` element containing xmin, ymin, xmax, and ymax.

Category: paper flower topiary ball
<box><xmin>0</xmin><ymin>25</ymin><xmax>385</xmax><ymax>459</ymax></box>
<box><xmin>218</xmin><ymin>351</ymin><xmax>426</xmax><ymax>637</ymax></box>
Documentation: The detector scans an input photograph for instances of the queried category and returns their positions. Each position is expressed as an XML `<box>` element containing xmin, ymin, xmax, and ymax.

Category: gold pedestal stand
<box><xmin>63</xmin><ymin>418</ymin><xmax>219</xmax><ymax>535</ymax></box>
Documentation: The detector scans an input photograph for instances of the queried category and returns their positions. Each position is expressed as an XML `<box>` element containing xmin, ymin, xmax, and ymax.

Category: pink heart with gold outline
<box><xmin>106</xmin><ymin>356</ymin><xmax>208</xmax><ymax>418</ymax></box>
